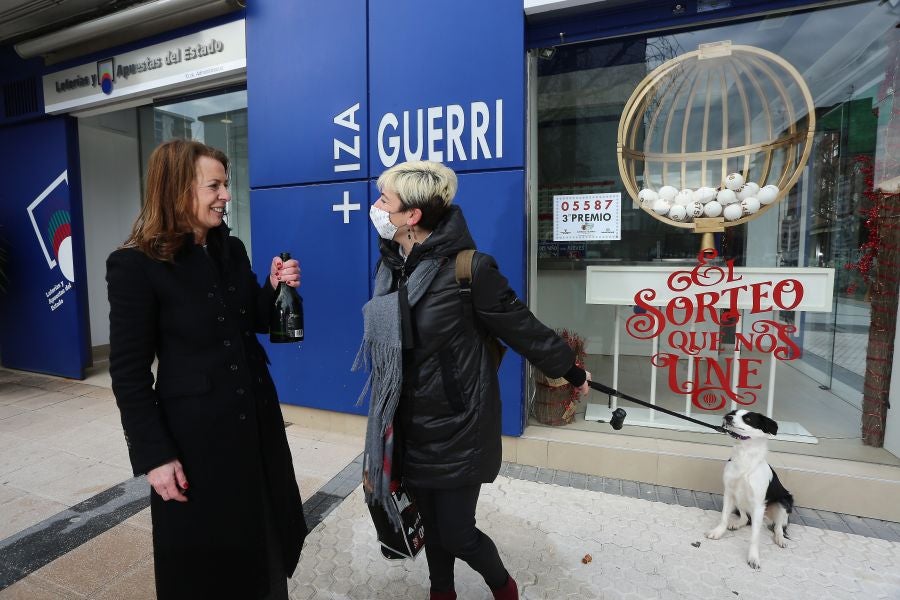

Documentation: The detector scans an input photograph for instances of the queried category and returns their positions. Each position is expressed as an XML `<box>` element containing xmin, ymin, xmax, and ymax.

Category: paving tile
<box><xmin>552</xmin><ymin>470</ymin><xmax>571</xmax><ymax>487</ymax></box>
<box><xmin>0</xmin><ymin>493</ymin><xmax>69</xmax><ymax>540</ymax></box>
<box><xmin>637</xmin><ymin>482</ymin><xmax>658</xmax><ymax>502</ymax></box>
<box><xmin>0</xmin><ymin>574</ymin><xmax>78</xmax><ymax>599</ymax></box>
<box><xmin>674</xmin><ymin>488</ymin><xmax>697</xmax><ymax>508</ymax></box>
<box><xmin>535</xmin><ymin>468</ymin><xmax>554</xmax><ymax>484</ymax></box>
<box><xmin>92</xmin><ymin>557</ymin><xmax>155</xmax><ymax>600</ymax></box>
<box><xmin>0</xmin><ymin>385</ymin><xmax>46</xmax><ymax>406</ymax></box>
<box><xmin>31</xmin><ymin>523</ymin><xmax>151</xmax><ymax>597</ymax></box>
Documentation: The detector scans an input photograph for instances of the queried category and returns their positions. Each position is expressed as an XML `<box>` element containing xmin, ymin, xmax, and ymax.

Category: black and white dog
<box><xmin>706</xmin><ymin>409</ymin><xmax>794</xmax><ymax>569</ymax></box>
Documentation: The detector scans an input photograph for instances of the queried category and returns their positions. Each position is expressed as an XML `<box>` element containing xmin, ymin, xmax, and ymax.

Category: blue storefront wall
<box><xmin>247</xmin><ymin>0</ymin><xmax>528</xmax><ymax>434</ymax></box>
<box><xmin>0</xmin><ymin>117</ymin><xmax>91</xmax><ymax>379</ymax></box>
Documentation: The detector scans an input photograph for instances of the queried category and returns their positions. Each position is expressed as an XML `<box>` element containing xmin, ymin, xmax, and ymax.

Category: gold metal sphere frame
<box><xmin>617</xmin><ymin>42</ymin><xmax>816</xmax><ymax>236</ymax></box>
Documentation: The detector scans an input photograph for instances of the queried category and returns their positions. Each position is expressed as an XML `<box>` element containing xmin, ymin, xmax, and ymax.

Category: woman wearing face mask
<box><xmin>106</xmin><ymin>139</ymin><xmax>307</xmax><ymax>599</ymax></box>
<box><xmin>354</xmin><ymin>160</ymin><xmax>591</xmax><ymax>600</ymax></box>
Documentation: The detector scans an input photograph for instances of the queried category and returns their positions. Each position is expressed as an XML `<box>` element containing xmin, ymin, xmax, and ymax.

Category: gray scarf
<box><xmin>353</xmin><ymin>256</ymin><xmax>441</xmax><ymax>527</ymax></box>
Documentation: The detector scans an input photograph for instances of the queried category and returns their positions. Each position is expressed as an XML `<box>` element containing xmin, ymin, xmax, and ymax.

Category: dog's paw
<box><xmin>747</xmin><ymin>552</ymin><xmax>761</xmax><ymax>570</ymax></box>
<box><xmin>706</xmin><ymin>527</ymin><xmax>725</xmax><ymax>540</ymax></box>
<box><xmin>727</xmin><ymin>518</ymin><xmax>746</xmax><ymax>531</ymax></box>
<box><xmin>773</xmin><ymin>535</ymin><xmax>788</xmax><ymax>548</ymax></box>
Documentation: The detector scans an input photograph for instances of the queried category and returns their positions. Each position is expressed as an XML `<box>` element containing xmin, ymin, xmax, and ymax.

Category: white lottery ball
<box><xmin>717</xmin><ymin>188</ymin><xmax>738</xmax><ymax>205</ymax></box>
<box><xmin>667</xmin><ymin>204</ymin><xmax>688</xmax><ymax>222</ymax></box>
<box><xmin>638</xmin><ymin>189</ymin><xmax>658</xmax><ymax>204</ymax></box>
<box><xmin>741</xmin><ymin>197</ymin><xmax>761</xmax><ymax>216</ymax></box>
<box><xmin>723</xmin><ymin>203</ymin><xmax>744</xmax><ymax>221</ymax></box>
<box><xmin>703</xmin><ymin>200</ymin><xmax>723</xmax><ymax>218</ymax></box>
<box><xmin>687</xmin><ymin>201</ymin><xmax>704</xmax><ymax>219</ymax></box>
<box><xmin>724</xmin><ymin>172</ymin><xmax>745</xmax><ymax>191</ymax></box>
<box><xmin>674</xmin><ymin>189</ymin><xmax>693</xmax><ymax>205</ymax></box>
<box><xmin>658</xmin><ymin>185</ymin><xmax>678</xmax><ymax>201</ymax></box>
<box><xmin>652</xmin><ymin>199</ymin><xmax>671</xmax><ymax>215</ymax></box>
<box><xmin>738</xmin><ymin>182</ymin><xmax>760</xmax><ymax>200</ymax></box>
<box><xmin>693</xmin><ymin>187</ymin><xmax>717</xmax><ymax>204</ymax></box>
<box><xmin>757</xmin><ymin>184</ymin><xmax>779</xmax><ymax>205</ymax></box>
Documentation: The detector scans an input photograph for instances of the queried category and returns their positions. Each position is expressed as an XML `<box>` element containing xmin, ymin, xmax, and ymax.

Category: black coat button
<box><xmin>230</xmin><ymin>364</ymin><xmax>238</xmax><ymax>371</ymax></box>
<box><xmin>223</xmin><ymin>340</ymin><xmax>231</xmax><ymax>347</ymax></box>
<box><xmin>217</xmin><ymin>316</ymin><xmax>225</xmax><ymax>322</ymax></box>
<box><xmin>239</xmin><ymin>413</ymin><xmax>246</xmax><ymax>420</ymax></box>
<box><xmin>236</xmin><ymin>388</ymin><xmax>245</xmax><ymax>395</ymax></box>
<box><xmin>207</xmin><ymin>292</ymin><xmax>214</xmax><ymax>298</ymax></box>
<box><xmin>239</xmin><ymin>308</ymin><xmax>246</xmax><ymax>314</ymax></box>
<box><xmin>228</xmin><ymin>285</ymin><xmax>236</xmax><ymax>292</ymax></box>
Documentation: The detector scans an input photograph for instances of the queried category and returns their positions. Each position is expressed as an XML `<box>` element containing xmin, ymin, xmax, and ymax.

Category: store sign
<box><xmin>586</xmin><ymin>250</ymin><xmax>835</xmax><ymax>411</ymax></box>
<box><xmin>553</xmin><ymin>193</ymin><xmax>621</xmax><ymax>241</ymax></box>
<box><xmin>375</xmin><ymin>99</ymin><xmax>505</xmax><ymax>169</ymax></box>
<box><xmin>43</xmin><ymin>20</ymin><xmax>246</xmax><ymax>114</ymax></box>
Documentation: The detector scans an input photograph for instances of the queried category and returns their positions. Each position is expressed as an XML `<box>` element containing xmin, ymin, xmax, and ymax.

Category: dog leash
<box><xmin>587</xmin><ymin>380</ymin><xmax>742</xmax><ymax>439</ymax></box>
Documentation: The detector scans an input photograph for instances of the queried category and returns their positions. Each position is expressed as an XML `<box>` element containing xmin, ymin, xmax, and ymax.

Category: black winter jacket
<box><xmin>379</xmin><ymin>206</ymin><xmax>583</xmax><ymax>489</ymax></box>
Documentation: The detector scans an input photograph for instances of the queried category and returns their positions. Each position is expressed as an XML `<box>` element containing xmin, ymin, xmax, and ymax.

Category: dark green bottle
<box><xmin>270</xmin><ymin>252</ymin><xmax>304</xmax><ymax>343</ymax></box>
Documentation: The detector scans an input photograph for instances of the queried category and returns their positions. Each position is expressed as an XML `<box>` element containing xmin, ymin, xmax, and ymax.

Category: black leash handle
<box><xmin>587</xmin><ymin>380</ymin><xmax>728</xmax><ymax>435</ymax></box>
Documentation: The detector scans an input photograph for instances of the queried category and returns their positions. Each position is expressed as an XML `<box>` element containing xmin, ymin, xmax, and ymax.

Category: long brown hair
<box><xmin>124</xmin><ymin>139</ymin><xmax>229</xmax><ymax>262</ymax></box>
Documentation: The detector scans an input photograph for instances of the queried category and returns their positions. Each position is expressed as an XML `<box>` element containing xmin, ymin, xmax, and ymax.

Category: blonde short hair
<box><xmin>377</xmin><ymin>161</ymin><xmax>457</xmax><ymax>230</ymax></box>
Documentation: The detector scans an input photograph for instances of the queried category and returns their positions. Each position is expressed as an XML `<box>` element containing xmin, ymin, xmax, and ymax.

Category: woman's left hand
<box><xmin>270</xmin><ymin>256</ymin><xmax>301</xmax><ymax>289</ymax></box>
<box><xmin>577</xmin><ymin>370</ymin><xmax>592</xmax><ymax>398</ymax></box>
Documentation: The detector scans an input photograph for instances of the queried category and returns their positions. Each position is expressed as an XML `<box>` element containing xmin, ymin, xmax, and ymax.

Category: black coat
<box><xmin>380</xmin><ymin>206</ymin><xmax>577</xmax><ymax>489</ymax></box>
<box><xmin>106</xmin><ymin>227</ymin><xmax>307</xmax><ymax>599</ymax></box>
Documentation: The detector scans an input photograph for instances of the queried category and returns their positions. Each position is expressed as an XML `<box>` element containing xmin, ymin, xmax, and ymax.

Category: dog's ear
<box><xmin>757</xmin><ymin>414</ymin><xmax>778</xmax><ymax>436</ymax></box>
<box><xmin>743</xmin><ymin>412</ymin><xmax>779</xmax><ymax>436</ymax></box>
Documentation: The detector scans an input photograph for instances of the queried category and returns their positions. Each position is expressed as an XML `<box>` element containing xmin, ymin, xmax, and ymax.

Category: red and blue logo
<box><xmin>97</xmin><ymin>58</ymin><xmax>114</xmax><ymax>95</ymax></box>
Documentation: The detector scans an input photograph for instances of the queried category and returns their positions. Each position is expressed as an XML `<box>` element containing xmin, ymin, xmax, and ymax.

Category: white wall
<box><xmin>78</xmin><ymin>110</ymin><xmax>142</xmax><ymax>348</ymax></box>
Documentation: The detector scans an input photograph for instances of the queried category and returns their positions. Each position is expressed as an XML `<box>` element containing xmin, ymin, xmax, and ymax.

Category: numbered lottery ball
<box><xmin>638</xmin><ymin>189</ymin><xmax>659</xmax><ymax>205</ymax></box>
<box><xmin>723</xmin><ymin>203</ymin><xmax>744</xmax><ymax>221</ymax></box>
<box><xmin>658</xmin><ymin>185</ymin><xmax>678</xmax><ymax>201</ymax></box>
<box><xmin>741</xmin><ymin>197</ymin><xmax>761</xmax><ymax>216</ymax></box>
<box><xmin>674</xmin><ymin>189</ymin><xmax>693</xmax><ymax>205</ymax></box>
<box><xmin>651</xmin><ymin>198</ymin><xmax>671</xmax><ymax>215</ymax></box>
<box><xmin>724</xmin><ymin>172</ymin><xmax>745</xmax><ymax>191</ymax></box>
<box><xmin>687</xmin><ymin>201</ymin><xmax>704</xmax><ymax>219</ymax></box>
<box><xmin>667</xmin><ymin>204</ymin><xmax>688</xmax><ymax>222</ymax></box>
<box><xmin>757</xmin><ymin>184</ymin><xmax>779</xmax><ymax>205</ymax></box>
<box><xmin>693</xmin><ymin>187</ymin><xmax>717</xmax><ymax>204</ymax></box>
<box><xmin>737</xmin><ymin>182</ymin><xmax>760</xmax><ymax>201</ymax></box>
<box><xmin>703</xmin><ymin>200</ymin><xmax>723</xmax><ymax>218</ymax></box>
<box><xmin>717</xmin><ymin>188</ymin><xmax>738</xmax><ymax>205</ymax></box>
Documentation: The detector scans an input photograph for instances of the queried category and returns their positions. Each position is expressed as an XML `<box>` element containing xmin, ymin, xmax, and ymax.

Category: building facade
<box><xmin>1</xmin><ymin>0</ymin><xmax>898</xmax><ymax>504</ymax></box>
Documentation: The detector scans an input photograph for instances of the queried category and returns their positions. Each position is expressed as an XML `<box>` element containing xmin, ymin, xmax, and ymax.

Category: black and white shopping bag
<box><xmin>368</xmin><ymin>483</ymin><xmax>425</xmax><ymax>560</ymax></box>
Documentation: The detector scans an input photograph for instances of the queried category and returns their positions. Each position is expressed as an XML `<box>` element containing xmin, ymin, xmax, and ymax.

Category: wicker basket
<box><xmin>534</xmin><ymin>372</ymin><xmax>568</xmax><ymax>388</ymax></box>
<box><xmin>533</xmin><ymin>382</ymin><xmax>576</xmax><ymax>426</ymax></box>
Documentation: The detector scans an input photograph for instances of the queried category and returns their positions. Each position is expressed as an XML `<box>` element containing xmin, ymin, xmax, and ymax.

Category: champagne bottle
<box><xmin>270</xmin><ymin>252</ymin><xmax>304</xmax><ymax>343</ymax></box>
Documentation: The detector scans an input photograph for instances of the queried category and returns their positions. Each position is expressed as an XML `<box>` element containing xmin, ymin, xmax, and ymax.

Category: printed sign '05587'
<box><xmin>553</xmin><ymin>193</ymin><xmax>622</xmax><ymax>241</ymax></box>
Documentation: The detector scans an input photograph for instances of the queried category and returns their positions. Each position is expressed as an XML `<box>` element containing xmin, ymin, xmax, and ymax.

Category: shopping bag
<box><xmin>367</xmin><ymin>483</ymin><xmax>425</xmax><ymax>560</ymax></box>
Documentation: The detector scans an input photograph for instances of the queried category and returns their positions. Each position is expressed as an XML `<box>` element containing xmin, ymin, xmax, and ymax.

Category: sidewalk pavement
<box><xmin>1</xmin><ymin>366</ymin><xmax>899</xmax><ymax>599</ymax></box>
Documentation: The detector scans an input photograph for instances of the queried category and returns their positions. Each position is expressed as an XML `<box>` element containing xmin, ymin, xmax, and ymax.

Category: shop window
<box><xmin>531</xmin><ymin>1</ymin><xmax>899</xmax><ymax>464</ymax></box>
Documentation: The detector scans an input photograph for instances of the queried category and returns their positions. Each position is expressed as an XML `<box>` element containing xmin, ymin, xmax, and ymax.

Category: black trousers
<box><xmin>410</xmin><ymin>484</ymin><xmax>508</xmax><ymax>593</ymax></box>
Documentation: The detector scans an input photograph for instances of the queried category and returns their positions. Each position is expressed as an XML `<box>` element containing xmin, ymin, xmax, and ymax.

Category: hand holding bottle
<box><xmin>270</xmin><ymin>252</ymin><xmax>305</xmax><ymax>343</ymax></box>
<box><xmin>269</xmin><ymin>255</ymin><xmax>301</xmax><ymax>289</ymax></box>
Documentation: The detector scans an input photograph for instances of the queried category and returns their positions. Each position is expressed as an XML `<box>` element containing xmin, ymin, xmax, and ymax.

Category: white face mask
<box><xmin>369</xmin><ymin>204</ymin><xmax>401</xmax><ymax>240</ymax></box>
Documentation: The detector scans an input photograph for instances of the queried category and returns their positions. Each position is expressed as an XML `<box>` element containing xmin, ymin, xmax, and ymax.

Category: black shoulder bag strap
<box><xmin>455</xmin><ymin>250</ymin><xmax>507</xmax><ymax>370</ymax></box>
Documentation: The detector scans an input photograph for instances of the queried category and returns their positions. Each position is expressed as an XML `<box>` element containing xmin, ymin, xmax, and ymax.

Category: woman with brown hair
<box><xmin>106</xmin><ymin>139</ymin><xmax>307</xmax><ymax>599</ymax></box>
